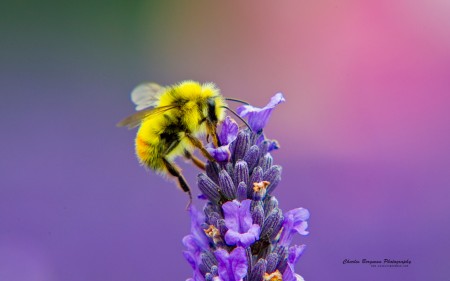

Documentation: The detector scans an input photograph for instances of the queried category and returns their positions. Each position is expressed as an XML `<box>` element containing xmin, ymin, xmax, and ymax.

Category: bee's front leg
<box><xmin>206</xmin><ymin>121</ymin><xmax>220</xmax><ymax>147</ymax></box>
<box><xmin>185</xmin><ymin>133</ymin><xmax>216</xmax><ymax>162</ymax></box>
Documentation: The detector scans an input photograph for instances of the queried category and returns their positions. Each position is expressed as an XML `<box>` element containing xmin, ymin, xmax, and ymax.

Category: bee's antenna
<box><xmin>222</xmin><ymin>106</ymin><xmax>253</xmax><ymax>132</ymax></box>
<box><xmin>225</xmin><ymin>98</ymin><xmax>250</xmax><ymax>105</ymax></box>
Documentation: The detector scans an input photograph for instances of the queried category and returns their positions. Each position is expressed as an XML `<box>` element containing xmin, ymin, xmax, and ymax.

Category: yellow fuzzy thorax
<box><xmin>158</xmin><ymin>81</ymin><xmax>219</xmax><ymax>106</ymax></box>
<box><xmin>158</xmin><ymin>81</ymin><xmax>226</xmax><ymax>135</ymax></box>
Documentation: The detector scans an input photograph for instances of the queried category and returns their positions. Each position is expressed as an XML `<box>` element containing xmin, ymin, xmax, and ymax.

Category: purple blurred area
<box><xmin>1</xmin><ymin>1</ymin><xmax>450</xmax><ymax>280</ymax></box>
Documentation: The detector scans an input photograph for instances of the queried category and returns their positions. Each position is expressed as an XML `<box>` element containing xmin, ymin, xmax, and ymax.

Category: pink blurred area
<box><xmin>146</xmin><ymin>1</ymin><xmax>450</xmax><ymax>158</ymax></box>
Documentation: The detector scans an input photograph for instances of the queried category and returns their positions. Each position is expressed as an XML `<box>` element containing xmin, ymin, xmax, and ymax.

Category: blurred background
<box><xmin>1</xmin><ymin>1</ymin><xmax>450</xmax><ymax>280</ymax></box>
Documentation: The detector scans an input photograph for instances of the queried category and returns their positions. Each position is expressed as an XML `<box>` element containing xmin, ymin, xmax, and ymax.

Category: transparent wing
<box><xmin>116</xmin><ymin>105</ymin><xmax>179</xmax><ymax>129</ymax></box>
<box><xmin>131</xmin><ymin>82</ymin><xmax>165</xmax><ymax>111</ymax></box>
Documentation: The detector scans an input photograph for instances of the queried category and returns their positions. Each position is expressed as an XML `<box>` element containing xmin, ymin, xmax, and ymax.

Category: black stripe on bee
<box><xmin>159</xmin><ymin>116</ymin><xmax>189</xmax><ymax>154</ymax></box>
<box><xmin>207</xmin><ymin>98</ymin><xmax>217</xmax><ymax>122</ymax></box>
<box><xmin>160</xmin><ymin>130</ymin><xmax>180</xmax><ymax>154</ymax></box>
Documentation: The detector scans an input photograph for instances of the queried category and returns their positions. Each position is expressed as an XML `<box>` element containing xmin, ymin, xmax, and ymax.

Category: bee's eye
<box><xmin>207</xmin><ymin>99</ymin><xmax>217</xmax><ymax>122</ymax></box>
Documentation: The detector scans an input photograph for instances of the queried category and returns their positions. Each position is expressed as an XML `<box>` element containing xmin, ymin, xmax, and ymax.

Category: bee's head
<box><xmin>200</xmin><ymin>82</ymin><xmax>226</xmax><ymax>125</ymax></box>
<box><xmin>202</xmin><ymin>82</ymin><xmax>251</xmax><ymax>131</ymax></box>
<box><xmin>202</xmin><ymin>85</ymin><xmax>226</xmax><ymax>146</ymax></box>
<box><xmin>206</xmin><ymin>96</ymin><xmax>226</xmax><ymax>125</ymax></box>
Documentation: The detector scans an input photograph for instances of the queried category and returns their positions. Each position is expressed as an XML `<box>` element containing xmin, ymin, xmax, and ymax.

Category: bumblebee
<box><xmin>118</xmin><ymin>81</ymin><xmax>236</xmax><ymax>203</ymax></box>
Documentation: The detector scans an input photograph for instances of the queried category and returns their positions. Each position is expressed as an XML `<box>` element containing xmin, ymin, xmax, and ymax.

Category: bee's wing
<box><xmin>131</xmin><ymin>83</ymin><xmax>166</xmax><ymax>111</ymax></box>
<box><xmin>116</xmin><ymin>105</ymin><xmax>179</xmax><ymax>129</ymax></box>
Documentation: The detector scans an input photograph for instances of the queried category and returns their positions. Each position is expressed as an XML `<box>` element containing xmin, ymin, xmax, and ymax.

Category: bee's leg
<box><xmin>185</xmin><ymin>133</ymin><xmax>216</xmax><ymax>162</ymax></box>
<box><xmin>206</xmin><ymin>122</ymin><xmax>220</xmax><ymax>147</ymax></box>
<box><xmin>184</xmin><ymin>150</ymin><xmax>206</xmax><ymax>170</ymax></box>
<box><xmin>162</xmin><ymin>158</ymin><xmax>192</xmax><ymax>209</ymax></box>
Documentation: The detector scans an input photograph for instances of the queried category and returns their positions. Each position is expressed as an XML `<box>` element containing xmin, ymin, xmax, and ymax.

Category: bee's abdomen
<box><xmin>135</xmin><ymin>134</ymin><xmax>160</xmax><ymax>169</ymax></box>
<box><xmin>135</xmin><ymin>117</ymin><xmax>188</xmax><ymax>171</ymax></box>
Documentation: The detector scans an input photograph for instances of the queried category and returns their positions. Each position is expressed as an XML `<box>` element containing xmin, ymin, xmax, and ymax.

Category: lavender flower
<box><xmin>223</xmin><ymin>199</ymin><xmax>260</xmax><ymax>248</ymax></box>
<box><xmin>215</xmin><ymin>247</ymin><xmax>248</xmax><ymax>281</ymax></box>
<box><xmin>184</xmin><ymin>93</ymin><xmax>309</xmax><ymax>281</ymax></box>
<box><xmin>236</xmin><ymin>92</ymin><xmax>285</xmax><ymax>132</ymax></box>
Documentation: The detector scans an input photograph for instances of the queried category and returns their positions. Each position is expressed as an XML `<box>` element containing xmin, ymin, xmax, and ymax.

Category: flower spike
<box><xmin>185</xmin><ymin>93</ymin><xmax>309</xmax><ymax>280</ymax></box>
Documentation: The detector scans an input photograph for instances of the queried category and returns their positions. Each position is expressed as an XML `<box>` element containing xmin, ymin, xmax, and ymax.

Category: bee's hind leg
<box><xmin>162</xmin><ymin>158</ymin><xmax>192</xmax><ymax>209</ymax></box>
<box><xmin>184</xmin><ymin>150</ymin><xmax>206</xmax><ymax>170</ymax></box>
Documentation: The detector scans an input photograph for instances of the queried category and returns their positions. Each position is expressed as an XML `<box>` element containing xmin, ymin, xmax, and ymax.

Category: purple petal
<box><xmin>183</xmin><ymin>246</ymin><xmax>206</xmax><ymax>281</ymax></box>
<box><xmin>237</xmin><ymin>199</ymin><xmax>253</xmax><ymax>231</ymax></box>
<box><xmin>183</xmin><ymin>250</ymin><xmax>197</xmax><ymax>269</ymax></box>
<box><xmin>222</xmin><ymin>200</ymin><xmax>253</xmax><ymax>233</ymax></box>
<box><xmin>224</xmin><ymin>224</ymin><xmax>260</xmax><ymax>248</ymax></box>
<box><xmin>222</xmin><ymin>200</ymin><xmax>260</xmax><ymax>247</ymax></box>
<box><xmin>222</xmin><ymin>200</ymin><xmax>241</xmax><ymax>232</ymax></box>
<box><xmin>188</xmin><ymin>206</ymin><xmax>209</xmax><ymax>250</ymax></box>
<box><xmin>207</xmin><ymin>145</ymin><xmax>232</xmax><ymax>162</ymax></box>
<box><xmin>279</xmin><ymin>208</ymin><xmax>309</xmax><ymax>246</ymax></box>
<box><xmin>224</xmin><ymin>229</ymin><xmax>241</xmax><ymax>246</ymax></box>
<box><xmin>236</xmin><ymin>232</ymin><xmax>256</xmax><ymax>248</ymax></box>
<box><xmin>183</xmin><ymin>207</ymin><xmax>212</xmax><ymax>280</ymax></box>
<box><xmin>279</xmin><ymin>208</ymin><xmax>310</xmax><ymax>246</ymax></box>
<box><xmin>214</xmin><ymin>247</ymin><xmax>248</xmax><ymax>281</ymax></box>
<box><xmin>182</xmin><ymin>235</ymin><xmax>200</xmax><ymax>253</ymax></box>
<box><xmin>288</xmin><ymin>245</ymin><xmax>306</xmax><ymax>265</ymax></box>
<box><xmin>282</xmin><ymin>266</ymin><xmax>296</xmax><ymax>281</ymax></box>
<box><xmin>267</xmin><ymin>139</ymin><xmax>280</xmax><ymax>152</ymax></box>
<box><xmin>219</xmin><ymin>116</ymin><xmax>239</xmax><ymax>145</ymax></box>
<box><xmin>282</xmin><ymin>245</ymin><xmax>306</xmax><ymax>281</ymax></box>
<box><xmin>267</xmin><ymin>92</ymin><xmax>286</xmax><ymax>108</ymax></box>
<box><xmin>239</xmin><ymin>224</ymin><xmax>261</xmax><ymax>247</ymax></box>
<box><xmin>294</xmin><ymin>221</ymin><xmax>309</xmax><ymax>236</ymax></box>
<box><xmin>214</xmin><ymin>249</ymin><xmax>231</xmax><ymax>281</ymax></box>
<box><xmin>286</xmin><ymin>208</ymin><xmax>310</xmax><ymax>222</ymax></box>
<box><xmin>237</xmin><ymin>93</ymin><xmax>285</xmax><ymax>132</ymax></box>
<box><xmin>289</xmin><ymin>207</ymin><xmax>310</xmax><ymax>236</ymax></box>
<box><xmin>255</xmin><ymin>135</ymin><xmax>279</xmax><ymax>155</ymax></box>
<box><xmin>229</xmin><ymin>247</ymin><xmax>248</xmax><ymax>281</ymax></box>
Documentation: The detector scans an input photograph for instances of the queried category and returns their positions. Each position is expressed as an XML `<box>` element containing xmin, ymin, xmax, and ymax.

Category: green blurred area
<box><xmin>0</xmin><ymin>1</ymin><xmax>165</xmax><ymax>68</ymax></box>
<box><xmin>0</xmin><ymin>1</ymin><xmax>177</xmax><ymax>95</ymax></box>
<box><xmin>1</xmin><ymin>1</ymin><xmax>149</xmax><ymax>40</ymax></box>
